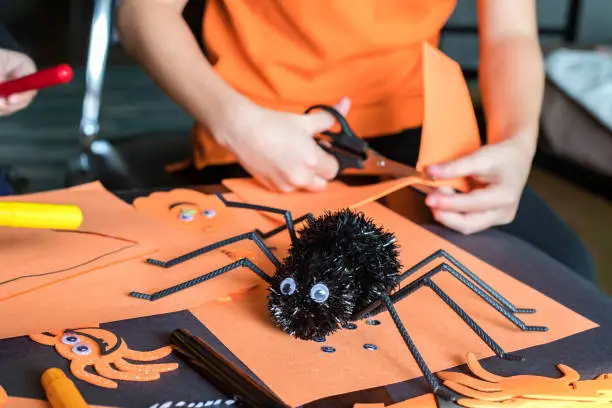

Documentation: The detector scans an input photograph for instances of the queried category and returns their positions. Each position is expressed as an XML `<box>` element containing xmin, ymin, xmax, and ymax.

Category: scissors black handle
<box><xmin>305</xmin><ymin>104</ymin><xmax>368</xmax><ymax>175</ymax></box>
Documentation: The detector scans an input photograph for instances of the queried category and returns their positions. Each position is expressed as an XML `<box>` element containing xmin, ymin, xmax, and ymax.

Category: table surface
<box><xmin>1</xmin><ymin>185</ymin><xmax>611</xmax><ymax>408</ymax></box>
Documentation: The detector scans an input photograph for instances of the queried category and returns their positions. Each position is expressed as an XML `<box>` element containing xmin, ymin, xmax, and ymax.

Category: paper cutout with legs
<box><xmin>30</xmin><ymin>328</ymin><xmax>178</xmax><ymax>389</ymax></box>
<box><xmin>353</xmin><ymin>354</ymin><xmax>612</xmax><ymax>407</ymax></box>
<box><xmin>439</xmin><ymin>353</ymin><xmax>612</xmax><ymax>407</ymax></box>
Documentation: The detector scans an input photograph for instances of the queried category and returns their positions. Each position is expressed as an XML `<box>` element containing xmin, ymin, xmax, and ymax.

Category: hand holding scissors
<box><xmin>305</xmin><ymin>104</ymin><xmax>437</xmax><ymax>194</ymax></box>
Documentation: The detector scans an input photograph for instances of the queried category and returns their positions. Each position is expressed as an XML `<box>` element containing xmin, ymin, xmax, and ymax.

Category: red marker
<box><xmin>0</xmin><ymin>64</ymin><xmax>74</xmax><ymax>98</ymax></box>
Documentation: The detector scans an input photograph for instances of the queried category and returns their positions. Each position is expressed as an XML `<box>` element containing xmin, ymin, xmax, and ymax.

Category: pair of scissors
<box><xmin>304</xmin><ymin>104</ymin><xmax>436</xmax><ymax>194</ymax></box>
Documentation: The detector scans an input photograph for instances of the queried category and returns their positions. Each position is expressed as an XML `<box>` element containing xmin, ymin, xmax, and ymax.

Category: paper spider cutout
<box><xmin>30</xmin><ymin>328</ymin><xmax>178</xmax><ymax>389</ymax></box>
<box><xmin>130</xmin><ymin>193</ymin><xmax>548</xmax><ymax>401</ymax></box>
<box><xmin>438</xmin><ymin>352</ymin><xmax>612</xmax><ymax>407</ymax></box>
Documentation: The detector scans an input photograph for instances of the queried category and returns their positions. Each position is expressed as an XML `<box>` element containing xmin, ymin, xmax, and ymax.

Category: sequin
<box><xmin>343</xmin><ymin>323</ymin><xmax>357</xmax><ymax>330</ymax></box>
<box><xmin>366</xmin><ymin>319</ymin><xmax>381</xmax><ymax>326</ymax></box>
<box><xmin>313</xmin><ymin>336</ymin><xmax>326</xmax><ymax>343</ymax></box>
<box><xmin>363</xmin><ymin>343</ymin><xmax>378</xmax><ymax>351</ymax></box>
<box><xmin>321</xmin><ymin>346</ymin><xmax>336</xmax><ymax>353</ymax></box>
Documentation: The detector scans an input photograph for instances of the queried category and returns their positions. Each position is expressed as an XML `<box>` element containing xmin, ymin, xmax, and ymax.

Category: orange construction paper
<box><xmin>190</xmin><ymin>200</ymin><xmax>597</xmax><ymax>407</ymax></box>
<box><xmin>0</xmin><ymin>182</ymin><xmax>280</xmax><ymax>339</ymax></box>
<box><xmin>222</xmin><ymin>177</ymin><xmax>436</xmax><ymax>224</ymax></box>
<box><xmin>416</xmin><ymin>42</ymin><xmax>482</xmax><ymax>192</ymax></box>
<box><xmin>3</xmin><ymin>397</ymin><xmax>113</xmax><ymax>408</ymax></box>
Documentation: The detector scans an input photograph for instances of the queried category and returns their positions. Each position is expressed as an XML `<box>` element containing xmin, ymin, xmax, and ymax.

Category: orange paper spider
<box><xmin>438</xmin><ymin>353</ymin><xmax>612</xmax><ymax>407</ymax></box>
<box><xmin>30</xmin><ymin>328</ymin><xmax>179</xmax><ymax>389</ymax></box>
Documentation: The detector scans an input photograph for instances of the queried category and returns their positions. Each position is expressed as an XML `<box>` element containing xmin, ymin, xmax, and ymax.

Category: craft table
<box><xmin>0</xmin><ymin>184</ymin><xmax>611</xmax><ymax>408</ymax></box>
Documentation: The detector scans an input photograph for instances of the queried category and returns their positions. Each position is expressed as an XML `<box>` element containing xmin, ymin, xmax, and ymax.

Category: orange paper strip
<box><xmin>222</xmin><ymin>177</ymin><xmax>431</xmax><ymax>224</ymax></box>
<box><xmin>191</xmin><ymin>201</ymin><xmax>597</xmax><ymax>407</ymax></box>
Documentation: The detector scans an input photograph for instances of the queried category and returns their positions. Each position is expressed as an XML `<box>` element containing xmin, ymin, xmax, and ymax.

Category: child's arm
<box><xmin>117</xmin><ymin>0</ymin><xmax>342</xmax><ymax>193</ymax></box>
<box><xmin>117</xmin><ymin>0</ymin><xmax>246</xmax><ymax>130</ymax></box>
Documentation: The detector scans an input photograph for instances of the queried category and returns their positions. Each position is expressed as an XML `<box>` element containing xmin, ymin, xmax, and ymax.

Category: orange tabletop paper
<box><xmin>0</xmin><ymin>182</ymin><xmax>279</xmax><ymax>339</ymax></box>
<box><xmin>191</xmin><ymin>200</ymin><xmax>598</xmax><ymax>407</ymax></box>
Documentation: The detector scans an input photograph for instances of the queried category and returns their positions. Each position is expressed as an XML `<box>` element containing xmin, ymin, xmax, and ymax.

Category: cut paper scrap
<box><xmin>132</xmin><ymin>189</ymin><xmax>256</xmax><ymax>236</ymax></box>
<box><xmin>30</xmin><ymin>328</ymin><xmax>178</xmax><ymax>389</ymax></box>
<box><xmin>416</xmin><ymin>42</ymin><xmax>482</xmax><ymax>192</ymax></box>
<box><xmin>222</xmin><ymin>177</ymin><xmax>437</xmax><ymax>224</ymax></box>
<box><xmin>191</xmin><ymin>200</ymin><xmax>597</xmax><ymax>408</ymax></box>
<box><xmin>0</xmin><ymin>190</ymin><xmax>280</xmax><ymax>339</ymax></box>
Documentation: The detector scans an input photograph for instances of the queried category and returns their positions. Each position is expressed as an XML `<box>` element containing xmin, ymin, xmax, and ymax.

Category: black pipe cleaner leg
<box><xmin>381</xmin><ymin>294</ymin><xmax>460</xmax><ymax>402</ymax></box>
<box><xmin>423</xmin><ymin>278</ymin><xmax>524</xmax><ymax>361</ymax></box>
<box><xmin>357</xmin><ymin>264</ymin><xmax>547</xmax><ymax>333</ymax></box>
<box><xmin>130</xmin><ymin>257</ymin><xmax>271</xmax><ymax>301</ymax></box>
<box><xmin>215</xmin><ymin>192</ymin><xmax>299</xmax><ymax>243</ymax></box>
<box><xmin>146</xmin><ymin>230</ymin><xmax>280</xmax><ymax>269</ymax></box>
<box><xmin>398</xmin><ymin>249</ymin><xmax>536</xmax><ymax>314</ymax></box>
<box><xmin>255</xmin><ymin>213</ymin><xmax>312</xmax><ymax>239</ymax></box>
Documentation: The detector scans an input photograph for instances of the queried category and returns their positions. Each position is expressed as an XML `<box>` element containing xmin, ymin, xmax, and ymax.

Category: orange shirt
<box><xmin>190</xmin><ymin>0</ymin><xmax>458</xmax><ymax>169</ymax></box>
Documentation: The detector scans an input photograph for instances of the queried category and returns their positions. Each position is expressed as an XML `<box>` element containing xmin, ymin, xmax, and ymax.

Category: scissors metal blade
<box><xmin>341</xmin><ymin>148</ymin><xmax>437</xmax><ymax>193</ymax></box>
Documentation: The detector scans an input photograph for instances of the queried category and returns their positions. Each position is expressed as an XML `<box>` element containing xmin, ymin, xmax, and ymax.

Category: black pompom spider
<box><xmin>130</xmin><ymin>193</ymin><xmax>547</xmax><ymax>401</ymax></box>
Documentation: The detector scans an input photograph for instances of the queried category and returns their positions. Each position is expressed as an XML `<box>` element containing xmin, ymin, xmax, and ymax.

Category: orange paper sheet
<box><xmin>416</xmin><ymin>42</ymin><xmax>482</xmax><ymax>191</ymax></box>
<box><xmin>191</xmin><ymin>200</ymin><xmax>598</xmax><ymax>407</ymax></box>
<box><xmin>3</xmin><ymin>396</ymin><xmax>112</xmax><ymax>408</ymax></box>
<box><xmin>0</xmin><ymin>183</ymin><xmax>279</xmax><ymax>339</ymax></box>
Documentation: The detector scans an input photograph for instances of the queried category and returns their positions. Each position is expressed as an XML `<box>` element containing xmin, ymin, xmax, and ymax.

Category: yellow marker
<box><xmin>0</xmin><ymin>202</ymin><xmax>83</xmax><ymax>230</ymax></box>
<box><xmin>41</xmin><ymin>368</ymin><xmax>89</xmax><ymax>408</ymax></box>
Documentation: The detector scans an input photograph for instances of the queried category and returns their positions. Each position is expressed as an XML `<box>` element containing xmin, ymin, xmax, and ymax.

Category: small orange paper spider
<box><xmin>30</xmin><ymin>328</ymin><xmax>179</xmax><ymax>389</ymax></box>
<box><xmin>438</xmin><ymin>353</ymin><xmax>612</xmax><ymax>407</ymax></box>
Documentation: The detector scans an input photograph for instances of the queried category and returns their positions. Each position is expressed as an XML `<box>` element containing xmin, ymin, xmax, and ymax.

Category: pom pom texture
<box><xmin>268</xmin><ymin>209</ymin><xmax>402</xmax><ymax>340</ymax></box>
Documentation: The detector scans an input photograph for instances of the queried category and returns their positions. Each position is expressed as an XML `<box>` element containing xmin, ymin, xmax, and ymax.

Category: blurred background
<box><xmin>1</xmin><ymin>0</ymin><xmax>611</xmax><ymax>291</ymax></box>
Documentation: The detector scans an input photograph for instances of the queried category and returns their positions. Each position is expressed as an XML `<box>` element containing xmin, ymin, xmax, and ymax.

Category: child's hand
<box><xmin>0</xmin><ymin>48</ymin><xmax>37</xmax><ymax>116</ymax></box>
<box><xmin>211</xmin><ymin>97</ymin><xmax>351</xmax><ymax>192</ymax></box>
<box><xmin>424</xmin><ymin>134</ymin><xmax>535</xmax><ymax>234</ymax></box>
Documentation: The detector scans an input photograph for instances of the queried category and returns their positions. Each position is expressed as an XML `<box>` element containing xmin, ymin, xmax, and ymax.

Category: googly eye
<box><xmin>72</xmin><ymin>343</ymin><xmax>92</xmax><ymax>356</ymax></box>
<box><xmin>310</xmin><ymin>283</ymin><xmax>330</xmax><ymax>303</ymax></box>
<box><xmin>178</xmin><ymin>209</ymin><xmax>196</xmax><ymax>222</ymax></box>
<box><xmin>279</xmin><ymin>277</ymin><xmax>296</xmax><ymax>295</ymax></box>
<box><xmin>61</xmin><ymin>333</ymin><xmax>80</xmax><ymax>345</ymax></box>
<box><xmin>201</xmin><ymin>209</ymin><xmax>216</xmax><ymax>218</ymax></box>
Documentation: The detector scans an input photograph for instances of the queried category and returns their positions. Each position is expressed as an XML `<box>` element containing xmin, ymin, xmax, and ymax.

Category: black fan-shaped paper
<box><xmin>268</xmin><ymin>209</ymin><xmax>402</xmax><ymax>340</ymax></box>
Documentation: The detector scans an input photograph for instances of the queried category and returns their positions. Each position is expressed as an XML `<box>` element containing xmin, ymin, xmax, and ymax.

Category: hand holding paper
<box><xmin>425</xmin><ymin>135</ymin><xmax>535</xmax><ymax>235</ymax></box>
